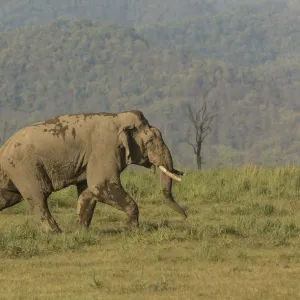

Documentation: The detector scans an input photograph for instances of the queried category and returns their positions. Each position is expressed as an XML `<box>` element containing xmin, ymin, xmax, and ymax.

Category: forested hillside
<box><xmin>139</xmin><ymin>2</ymin><xmax>299</xmax><ymax>64</ymax></box>
<box><xmin>2</xmin><ymin>1</ymin><xmax>300</xmax><ymax>81</ymax></box>
<box><xmin>0</xmin><ymin>0</ymin><xmax>235</xmax><ymax>30</ymax></box>
<box><xmin>0</xmin><ymin>1</ymin><xmax>300</xmax><ymax>168</ymax></box>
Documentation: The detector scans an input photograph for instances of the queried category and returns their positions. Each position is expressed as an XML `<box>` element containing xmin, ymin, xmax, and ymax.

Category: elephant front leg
<box><xmin>98</xmin><ymin>182</ymin><xmax>139</xmax><ymax>227</ymax></box>
<box><xmin>76</xmin><ymin>182</ymin><xmax>87</xmax><ymax>198</ymax></box>
<box><xmin>27</xmin><ymin>196</ymin><xmax>62</xmax><ymax>233</ymax></box>
<box><xmin>76</xmin><ymin>189</ymin><xmax>97</xmax><ymax>228</ymax></box>
<box><xmin>76</xmin><ymin>182</ymin><xmax>139</xmax><ymax>228</ymax></box>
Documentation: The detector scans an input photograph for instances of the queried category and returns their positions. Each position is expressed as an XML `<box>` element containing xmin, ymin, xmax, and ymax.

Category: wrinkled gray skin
<box><xmin>0</xmin><ymin>110</ymin><xmax>187</xmax><ymax>233</ymax></box>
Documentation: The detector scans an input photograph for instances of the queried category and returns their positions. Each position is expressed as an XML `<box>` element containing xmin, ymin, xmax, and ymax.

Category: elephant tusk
<box><xmin>158</xmin><ymin>166</ymin><xmax>182</xmax><ymax>182</ymax></box>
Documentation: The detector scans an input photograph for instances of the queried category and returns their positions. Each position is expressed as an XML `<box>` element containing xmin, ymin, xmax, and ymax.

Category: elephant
<box><xmin>0</xmin><ymin>110</ymin><xmax>187</xmax><ymax>233</ymax></box>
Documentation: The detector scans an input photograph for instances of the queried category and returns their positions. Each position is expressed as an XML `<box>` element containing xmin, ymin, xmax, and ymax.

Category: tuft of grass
<box><xmin>48</xmin><ymin>186</ymin><xmax>78</xmax><ymax>210</ymax></box>
<box><xmin>0</xmin><ymin>220</ymin><xmax>101</xmax><ymax>258</ymax></box>
<box><xmin>233</xmin><ymin>202</ymin><xmax>276</xmax><ymax>216</ymax></box>
<box><xmin>89</xmin><ymin>272</ymin><xmax>103</xmax><ymax>289</ymax></box>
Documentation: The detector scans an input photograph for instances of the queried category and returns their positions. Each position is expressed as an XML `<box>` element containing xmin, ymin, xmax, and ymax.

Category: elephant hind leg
<box><xmin>0</xmin><ymin>188</ymin><xmax>22</xmax><ymax>211</ymax></box>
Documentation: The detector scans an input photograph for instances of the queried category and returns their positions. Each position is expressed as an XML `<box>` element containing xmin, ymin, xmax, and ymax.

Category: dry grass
<box><xmin>1</xmin><ymin>165</ymin><xmax>300</xmax><ymax>299</ymax></box>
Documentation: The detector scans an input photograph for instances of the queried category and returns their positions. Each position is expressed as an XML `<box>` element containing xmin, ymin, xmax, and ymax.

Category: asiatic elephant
<box><xmin>0</xmin><ymin>110</ymin><xmax>187</xmax><ymax>233</ymax></box>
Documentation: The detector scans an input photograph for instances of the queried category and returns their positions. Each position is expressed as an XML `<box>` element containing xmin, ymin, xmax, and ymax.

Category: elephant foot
<box><xmin>38</xmin><ymin>215</ymin><xmax>63</xmax><ymax>234</ymax></box>
<box><xmin>76</xmin><ymin>217</ymin><xmax>91</xmax><ymax>230</ymax></box>
<box><xmin>52</xmin><ymin>228</ymin><xmax>63</xmax><ymax>234</ymax></box>
<box><xmin>40</xmin><ymin>222</ymin><xmax>63</xmax><ymax>234</ymax></box>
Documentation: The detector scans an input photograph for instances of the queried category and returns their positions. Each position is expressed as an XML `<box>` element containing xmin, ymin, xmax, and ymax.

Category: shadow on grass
<box><xmin>98</xmin><ymin>220</ymin><xmax>171</xmax><ymax>235</ymax></box>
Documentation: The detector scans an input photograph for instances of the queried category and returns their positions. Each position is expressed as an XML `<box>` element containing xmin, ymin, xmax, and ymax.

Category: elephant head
<box><xmin>117</xmin><ymin>110</ymin><xmax>187</xmax><ymax>219</ymax></box>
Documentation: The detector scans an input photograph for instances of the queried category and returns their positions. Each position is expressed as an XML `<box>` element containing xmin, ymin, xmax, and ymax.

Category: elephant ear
<box><xmin>118</xmin><ymin>125</ymin><xmax>135</xmax><ymax>163</ymax></box>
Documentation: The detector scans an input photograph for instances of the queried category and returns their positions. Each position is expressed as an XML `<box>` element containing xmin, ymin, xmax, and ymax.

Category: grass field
<box><xmin>1</xmin><ymin>165</ymin><xmax>300</xmax><ymax>299</ymax></box>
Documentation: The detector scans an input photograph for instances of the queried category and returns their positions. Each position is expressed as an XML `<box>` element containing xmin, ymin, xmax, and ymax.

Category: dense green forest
<box><xmin>0</xmin><ymin>0</ymin><xmax>240</xmax><ymax>29</ymax></box>
<box><xmin>1</xmin><ymin>1</ymin><xmax>300</xmax><ymax>168</ymax></box>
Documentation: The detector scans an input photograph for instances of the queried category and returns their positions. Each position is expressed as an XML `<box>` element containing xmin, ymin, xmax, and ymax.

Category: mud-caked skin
<box><xmin>0</xmin><ymin>110</ymin><xmax>186</xmax><ymax>233</ymax></box>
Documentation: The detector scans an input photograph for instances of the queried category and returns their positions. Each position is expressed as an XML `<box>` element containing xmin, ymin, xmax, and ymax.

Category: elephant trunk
<box><xmin>158</xmin><ymin>145</ymin><xmax>187</xmax><ymax>219</ymax></box>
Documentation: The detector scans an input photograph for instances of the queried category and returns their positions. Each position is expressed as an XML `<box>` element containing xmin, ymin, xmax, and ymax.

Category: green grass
<box><xmin>1</xmin><ymin>165</ymin><xmax>300</xmax><ymax>299</ymax></box>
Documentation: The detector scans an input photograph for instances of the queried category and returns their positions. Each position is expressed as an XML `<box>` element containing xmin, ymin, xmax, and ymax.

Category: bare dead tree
<box><xmin>1</xmin><ymin>121</ymin><xmax>8</xmax><ymax>146</ymax></box>
<box><xmin>187</xmin><ymin>99</ymin><xmax>215</xmax><ymax>170</ymax></box>
<box><xmin>150</xmin><ymin>164</ymin><xmax>156</xmax><ymax>174</ymax></box>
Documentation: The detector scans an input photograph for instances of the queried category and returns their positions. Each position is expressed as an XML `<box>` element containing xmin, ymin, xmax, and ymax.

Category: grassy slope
<box><xmin>1</xmin><ymin>166</ymin><xmax>300</xmax><ymax>299</ymax></box>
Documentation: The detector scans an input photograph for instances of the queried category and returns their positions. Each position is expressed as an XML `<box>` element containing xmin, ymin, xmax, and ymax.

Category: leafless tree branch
<box><xmin>186</xmin><ymin>98</ymin><xmax>216</xmax><ymax>169</ymax></box>
<box><xmin>1</xmin><ymin>121</ymin><xmax>7</xmax><ymax>146</ymax></box>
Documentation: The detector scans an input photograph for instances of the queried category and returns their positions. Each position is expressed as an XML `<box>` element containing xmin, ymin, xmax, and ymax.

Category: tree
<box><xmin>1</xmin><ymin>121</ymin><xmax>8</xmax><ymax>146</ymax></box>
<box><xmin>187</xmin><ymin>99</ymin><xmax>215</xmax><ymax>170</ymax></box>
